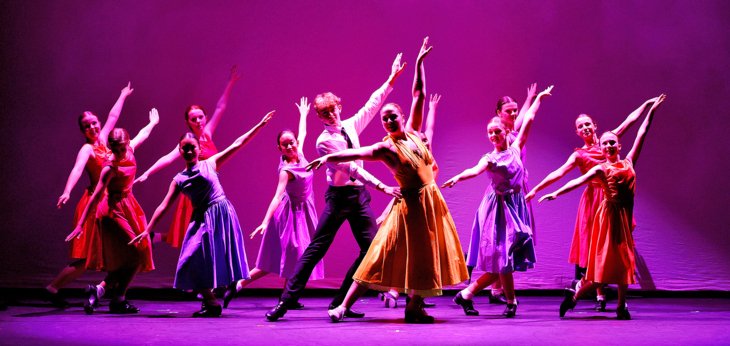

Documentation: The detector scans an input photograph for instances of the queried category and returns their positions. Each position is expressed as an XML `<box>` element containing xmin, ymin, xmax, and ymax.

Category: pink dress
<box><xmin>87</xmin><ymin>152</ymin><xmax>154</xmax><ymax>272</ymax></box>
<box><xmin>586</xmin><ymin>159</ymin><xmax>636</xmax><ymax>284</ymax></box>
<box><xmin>70</xmin><ymin>143</ymin><xmax>110</xmax><ymax>260</ymax></box>
<box><xmin>568</xmin><ymin>146</ymin><xmax>605</xmax><ymax>267</ymax></box>
<box><xmin>165</xmin><ymin>134</ymin><xmax>218</xmax><ymax>248</ymax></box>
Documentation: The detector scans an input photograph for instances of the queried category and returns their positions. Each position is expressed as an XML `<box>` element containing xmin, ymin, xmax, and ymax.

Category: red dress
<box><xmin>585</xmin><ymin>159</ymin><xmax>636</xmax><ymax>284</ymax></box>
<box><xmin>164</xmin><ymin>135</ymin><xmax>218</xmax><ymax>247</ymax></box>
<box><xmin>70</xmin><ymin>143</ymin><xmax>110</xmax><ymax>260</ymax></box>
<box><xmin>568</xmin><ymin>146</ymin><xmax>605</xmax><ymax>267</ymax></box>
<box><xmin>86</xmin><ymin>152</ymin><xmax>154</xmax><ymax>272</ymax></box>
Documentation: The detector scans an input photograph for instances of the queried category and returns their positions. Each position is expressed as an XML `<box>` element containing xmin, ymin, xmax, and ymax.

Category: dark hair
<box><xmin>313</xmin><ymin>92</ymin><xmax>342</xmax><ymax>115</ymax></box>
<box><xmin>179</xmin><ymin>132</ymin><xmax>200</xmax><ymax>145</ymax></box>
<box><xmin>495</xmin><ymin>96</ymin><xmax>516</xmax><ymax>114</ymax></box>
<box><xmin>77</xmin><ymin>111</ymin><xmax>97</xmax><ymax>132</ymax></box>
<box><xmin>276</xmin><ymin>129</ymin><xmax>296</xmax><ymax>146</ymax></box>
<box><xmin>184</xmin><ymin>105</ymin><xmax>206</xmax><ymax>121</ymax></box>
<box><xmin>108</xmin><ymin>128</ymin><xmax>130</xmax><ymax>147</ymax></box>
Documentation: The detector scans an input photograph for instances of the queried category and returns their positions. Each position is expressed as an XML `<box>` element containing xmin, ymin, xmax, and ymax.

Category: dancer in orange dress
<box><xmin>67</xmin><ymin>111</ymin><xmax>159</xmax><ymax>314</ymax></box>
<box><xmin>47</xmin><ymin>82</ymin><xmax>133</xmax><ymax>307</ymax></box>
<box><xmin>525</xmin><ymin>96</ymin><xmax>662</xmax><ymax>311</ymax></box>
<box><xmin>540</xmin><ymin>94</ymin><xmax>666</xmax><ymax>320</ymax></box>
<box><xmin>136</xmin><ymin>67</ymin><xmax>239</xmax><ymax>247</ymax></box>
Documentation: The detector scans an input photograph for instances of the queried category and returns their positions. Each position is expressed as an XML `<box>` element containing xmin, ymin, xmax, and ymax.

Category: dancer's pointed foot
<box><xmin>502</xmin><ymin>303</ymin><xmax>517</xmax><ymax>318</ymax></box>
<box><xmin>405</xmin><ymin>306</ymin><xmax>434</xmax><ymax>323</ymax></box>
<box><xmin>223</xmin><ymin>281</ymin><xmax>238</xmax><ymax>309</ymax></box>
<box><xmin>559</xmin><ymin>288</ymin><xmax>577</xmax><ymax>318</ymax></box>
<box><xmin>379</xmin><ymin>291</ymin><xmax>398</xmax><ymax>308</ymax></box>
<box><xmin>266</xmin><ymin>301</ymin><xmax>288</xmax><ymax>322</ymax></box>
<box><xmin>616</xmin><ymin>304</ymin><xmax>631</xmax><ymax>320</ymax></box>
<box><xmin>453</xmin><ymin>292</ymin><xmax>479</xmax><ymax>316</ymax></box>
<box><xmin>328</xmin><ymin>306</ymin><xmax>346</xmax><ymax>322</ymax></box>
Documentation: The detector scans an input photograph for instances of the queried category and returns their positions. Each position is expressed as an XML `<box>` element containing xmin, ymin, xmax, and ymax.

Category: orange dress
<box><xmin>70</xmin><ymin>143</ymin><xmax>110</xmax><ymax>260</ymax></box>
<box><xmin>86</xmin><ymin>152</ymin><xmax>154</xmax><ymax>272</ymax></box>
<box><xmin>585</xmin><ymin>159</ymin><xmax>636</xmax><ymax>285</ymax></box>
<box><xmin>568</xmin><ymin>146</ymin><xmax>605</xmax><ymax>267</ymax></box>
<box><xmin>354</xmin><ymin>133</ymin><xmax>468</xmax><ymax>297</ymax></box>
<box><xmin>164</xmin><ymin>135</ymin><xmax>218</xmax><ymax>247</ymax></box>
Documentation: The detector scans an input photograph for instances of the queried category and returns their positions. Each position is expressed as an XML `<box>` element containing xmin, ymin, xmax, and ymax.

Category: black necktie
<box><xmin>341</xmin><ymin>127</ymin><xmax>356</xmax><ymax>182</ymax></box>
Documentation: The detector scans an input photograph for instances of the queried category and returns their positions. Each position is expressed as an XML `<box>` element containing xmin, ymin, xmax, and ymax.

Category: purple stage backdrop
<box><xmin>2</xmin><ymin>1</ymin><xmax>729</xmax><ymax>290</ymax></box>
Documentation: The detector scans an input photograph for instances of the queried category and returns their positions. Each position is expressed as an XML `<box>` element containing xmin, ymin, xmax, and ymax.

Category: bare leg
<box><xmin>574</xmin><ymin>279</ymin><xmax>599</xmax><ymax>301</ymax></box>
<box><xmin>461</xmin><ymin>273</ymin><xmax>499</xmax><ymax>299</ymax></box>
<box><xmin>617</xmin><ymin>284</ymin><xmax>627</xmax><ymax>308</ymax></box>
<box><xmin>236</xmin><ymin>268</ymin><xmax>269</xmax><ymax>291</ymax></box>
<box><xmin>48</xmin><ymin>259</ymin><xmax>87</xmax><ymax>291</ymax></box>
<box><xmin>499</xmin><ymin>273</ymin><xmax>516</xmax><ymax>303</ymax></box>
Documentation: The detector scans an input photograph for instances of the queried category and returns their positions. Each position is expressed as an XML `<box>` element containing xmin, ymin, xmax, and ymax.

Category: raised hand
<box><xmin>250</xmin><ymin>224</ymin><xmax>266</xmax><ymax>239</ymax></box>
<box><xmin>260</xmin><ymin>110</ymin><xmax>275</xmax><ymax>125</ymax></box>
<box><xmin>148</xmin><ymin>108</ymin><xmax>160</xmax><ymax>125</ymax></box>
<box><xmin>128</xmin><ymin>231</ymin><xmax>150</xmax><ymax>245</ymax></box>
<box><xmin>57</xmin><ymin>193</ymin><xmax>70</xmax><ymax>209</ymax></box>
<box><xmin>65</xmin><ymin>226</ymin><xmax>83</xmax><ymax>242</ymax></box>
<box><xmin>537</xmin><ymin>85</ymin><xmax>554</xmax><ymax>100</ymax></box>
<box><xmin>538</xmin><ymin>193</ymin><xmax>557</xmax><ymax>203</ymax></box>
<box><xmin>429</xmin><ymin>94</ymin><xmax>442</xmax><ymax>109</ymax></box>
<box><xmin>526</xmin><ymin>83</ymin><xmax>537</xmax><ymax>100</ymax></box>
<box><xmin>120</xmin><ymin>82</ymin><xmax>134</xmax><ymax>97</ymax></box>
<box><xmin>230</xmin><ymin>65</ymin><xmax>241</xmax><ymax>83</ymax></box>
<box><xmin>417</xmin><ymin>36</ymin><xmax>433</xmax><ymax>63</ymax></box>
<box><xmin>650</xmin><ymin>94</ymin><xmax>667</xmax><ymax>111</ymax></box>
<box><xmin>389</xmin><ymin>53</ymin><xmax>407</xmax><ymax>83</ymax></box>
<box><xmin>295</xmin><ymin>97</ymin><xmax>310</xmax><ymax>116</ymax></box>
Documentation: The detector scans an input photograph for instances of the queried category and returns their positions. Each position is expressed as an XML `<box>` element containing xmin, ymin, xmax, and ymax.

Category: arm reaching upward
<box><xmin>627</xmin><ymin>94</ymin><xmax>665</xmax><ymax>166</ymax></box>
<box><xmin>514</xmin><ymin>83</ymin><xmax>537</xmax><ymax>131</ymax></box>
<box><xmin>100</xmin><ymin>82</ymin><xmax>134</xmax><ymax>144</ymax></box>
<box><xmin>525</xmin><ymin>153</ymin><xmax>578</xmax><ymax>201</ymax></box>
<box><xmin>513</xmin><ymin>85</ymin><xmax>553</xmax><ymax>150</ymax></box>
<box><xmin>130</xmin><ymin>108</ymin><xmax>160</xmax><ymax>150</ymax></box>
<box><xmin>57</xmin><ymin>144</ymin><xmax>94</xmax><ymax>208</ymax></box>
<box><xmin>205</xmin><ymin>66</ymin><xmax>241</xmax><ymax>137</ymax></box>
<box><xmin>406</xmin><ymin>37</ymin><xmax>433</xmax><ymax>133</ymax></box>
<box><xmin>209</xmin><ymin>111</ymin><xmax>275</xmax><ymax>169</ymax></box>
<box><xmin>295</xmin><ymin>97</ymin><xmax>310</xmax><ymax>147</ymax></box>
<box><xmin>129</xmin><ymin>180</ymin><xmax>181</xmax><ymax>245</ymax></box>
<box><xmin>424</xmin><ymin>93</ymin><xmax>441</xmax><ymax>148</ymax></box>
<box><xmin>349</xmin><ymin>53</ymin><xmax>405</xmax><ymax>134</ymax></box>
<box><xmin>539</xmin><ymin>165</ymin><xmax>603</xmax><ymax>203</ymax></box>
<box><xmin>250</xmin><ymin>170</ymin><xmax>290</xmax><ymax>238</ymax></box>
<box><xmin>612</xmin><ymin>96</ymin><xmax>661</xmax><ymax>137</ymax></box>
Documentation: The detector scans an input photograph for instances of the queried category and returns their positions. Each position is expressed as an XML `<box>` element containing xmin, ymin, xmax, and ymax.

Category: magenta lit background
<box><xmin>2</xmin><ymin>1</ymin><xmax>729</xmax><ymax>290</ymax></box>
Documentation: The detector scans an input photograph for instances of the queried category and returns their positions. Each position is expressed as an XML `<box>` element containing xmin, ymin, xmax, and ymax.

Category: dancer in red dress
<box><xmin>540</xmin><ymin>94</ymin><xmax>666</xmax><ymax>320</ymax></box>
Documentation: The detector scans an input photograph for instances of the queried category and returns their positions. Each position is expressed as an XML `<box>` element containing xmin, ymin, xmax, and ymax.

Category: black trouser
<box><xmin>280</xmin><ymin>185</ymin><xmax>377</xmax><ymax>307</ymax></box>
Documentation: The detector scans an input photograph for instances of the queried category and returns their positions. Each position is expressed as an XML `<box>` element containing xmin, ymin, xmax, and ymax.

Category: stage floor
<box><xmin>2</xmin><ymin>295</ymin><xmax>729</xmax><ymax>345</ymax></box>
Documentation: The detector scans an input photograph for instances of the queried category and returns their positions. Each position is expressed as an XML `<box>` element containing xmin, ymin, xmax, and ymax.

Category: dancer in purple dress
<box><xmin>131</xmin><ymin>111</ymin><xmax>274</xmax><ymax>317</ymax></box>
<box><xmin>443</xmin><ymin>85</ymin><xmax>553</xmax><ymax>318</ymax></box>
<box><xmin>223</xmin><ymin>98</ymin><xmax>324</xmax><ymax>308</ymax></box>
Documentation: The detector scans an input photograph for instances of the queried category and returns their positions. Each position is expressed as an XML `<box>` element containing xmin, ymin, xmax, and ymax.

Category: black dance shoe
<box><xmin>380</xmin><ymin>292</ymin><xmax>398</xmax><ymax>308</ymax></box>
<box><xmin>288</xmin><ymin>301</ymin><xmax>304</xmax><ymax>310</ymax></box>
<box><xmin>405</xmin><ymin>295</ymin><xmax>435</xmax><ymax>308</ymax></box>
<box><xmin>595</xmin><ymin>298</ymin><xmax>607</xmax><ymax>312</ymax></box>
<box><xmin>559</xmin><ymin>289</ymin><xmax>577</xmax><ymax>318</ymax></box>
<box><xmin>616</xmin><ymin>304</ymin><xmax>631</xmax><ymax>320</ymax></box>
<box><xmin>83</xmin><ymin>285</ymin><xmax>100</xmax><ymax>315</ymax></box>
<box><xmin>453</xmin><ymin>292</ymin><xmax>479</xmax><ymax>316</ymax></box>
<box><xmin>222</xmin><ymin>282</ymin><xmax>238</xmax><ymax>309</ymax></box>
<box><xmin>502</xmin><ymin>303</ymin><xmax>517</xmax><ymax>318</ymax></box>
<box><xmin>488</xmin><ymin>292</ymin><xmax>508</xmax><ymax>305</ymax></box>
<box><xmin>193</xmin><ymin>303</ymin><xmax>222</xmax><ymax>317</ymax></box>
<box><xmin>405</xmin><ymin>307</ymin><xmax>435</xmax><ymax>324</ymax></box>
<box><xmin>44</xmin><ymin>290</ymin><xmax>70</xmax><ymax>308</ymax></box>
<box><xmin>109</xmin><ymin>300</ymin><xmax>139</xmax><ymax>314</ymax></box>
<box><xmin>266</xmin><ymin>301</ymin><xmax>289</xmax><ymax>321</ymax></box>
<box><xmin>328</xmin><ymin>303</ymin><xmax>365</xmax><ymax>318</ymax></box>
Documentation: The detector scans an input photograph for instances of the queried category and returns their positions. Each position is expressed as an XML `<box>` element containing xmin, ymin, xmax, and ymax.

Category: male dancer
<box><xmin>266</xmin><ymin>54</ymin><xmax>405</xmax><ymax>321</ymax></box>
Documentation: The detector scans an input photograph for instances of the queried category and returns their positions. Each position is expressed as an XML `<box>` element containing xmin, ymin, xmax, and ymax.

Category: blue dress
<box><xmin>173</xmin><ymin>160</ymin><xmax>249</xmax><ymax>290</ymax></box>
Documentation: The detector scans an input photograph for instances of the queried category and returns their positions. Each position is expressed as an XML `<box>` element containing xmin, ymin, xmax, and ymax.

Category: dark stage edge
<box><xmin>1</xmin><ymin>295</ymin><xmax>729</xmax><ymax>345</ymax></box>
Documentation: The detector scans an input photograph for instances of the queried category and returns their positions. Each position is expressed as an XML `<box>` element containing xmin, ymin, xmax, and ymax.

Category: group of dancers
<box><xmin>47</xmin><ymin>38</ymin><xmax>666</xmax><ymax>322</ymax></box>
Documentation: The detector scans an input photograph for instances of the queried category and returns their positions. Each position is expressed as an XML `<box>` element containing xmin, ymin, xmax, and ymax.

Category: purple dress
<box><xmin>255</xmin><ymin>154</ymin><xmax>324</xmax><ymax>279</ymax></box>
<box><xmin>173</xmin><ymin>160</ymin><xmax>249</xmax><ymax>290</ymax></box>
<box><xmin>466</xmin><ymin>146</ymin><xmax>536</xmax><ymax>273</ymax></box>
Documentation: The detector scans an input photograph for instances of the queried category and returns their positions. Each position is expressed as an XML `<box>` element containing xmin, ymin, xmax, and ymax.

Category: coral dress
<box><xmin>354</xmin><ymin>133</ymin><xmax>468</xmax><ymax>297</ymax></box>
<box><xmin>173</xmin><ymin>160</ymin><xmax>249</xmax><ymax>290</ymax></box>
<box><xmin>466</xmin><ymin>145</ymin><xmax>536</xmax><ymax>274</ymax></box>
<box><xmin>255</xmin><ymin>153</ymin><xmax>324</xmax><ymax>279</ymax></box>
<box><xmin>165</xmin><ymin>135</ymin><xmax>218</xmax><ymax>248</ymax></box>
<box><xmin>87</xmin><ymin>152</ymin><xmax>154</xmax><ymax>272</ymax></box>
<box><xmin>585</xmin><ymin>159</ymin><xmax>636</xmax><ymax>285</ymax></box>
<box><xmin>569</xmin><ymin>146</ymin><xmax>605</xmax><ymax>267</ymax></box>
<box><xmin>70</xmin><ymin>143</ymin><xmax>109</xmax><ymax>260</ymax></box>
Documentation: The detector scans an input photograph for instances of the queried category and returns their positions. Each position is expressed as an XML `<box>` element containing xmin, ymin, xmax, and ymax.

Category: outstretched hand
<box><xmin>65</xmin><ymin>226</ymin><xmax>83</xmax><ymax>242</ymax></box>
<box><xmin>149</xmin><ymin>108</ymin><xmax>160</xmax><ymax>125</ymax></box>
<box><xmin>525</xmin><ymin>190</ymin><xmax>537</xmax><ymax>202</ymax></box>
<box><xmin>441</xmin><ymin>176</ymin><xmax>459</xmax><ymax>188</ymax></box>
<box><xmin>429</xmin><ymin>94</ymin><xmax>442</xmax><ymax>108</ymax></box>
<box><xmin>129</xmin><ymin>231</ymin><xmax>150</xmax><ymax>245</ymax></box>
<box><xmin>134</xmin><ymin>174</ymin><xmax>149</xmax><ymax>184</ymax></box>
<box><xmin>229</xmin><ymin>65</ymin><xmax>241</xmax><ymax>83</ymax></box>
<box><xmin>295</xmin><ymin>97</ymin><xmax>310</xmax><ymax>116</ymax></box>
<box><xmin>389</xmin><ymin>53</ymin><xmax>407</xmax><ymax>83</ymax></box>
<box><xmin>649</xmin><ymin>94</ymin><xmax>666</xmax><ymax>111</ymax></box>
<box><xmin>417</xmin><ymin>36</ymin><xmax>433</xmax><ymax>63</ymax></box>
<box><xmin>538</xmin><ymin>193</ymin><xmax>557</xmax><ymax>203</ymax></box>
<box><xmin>382</xmin><ymin>186</ymin><xmax>402</xmax><ymax>199</ymax></box>
<box><xmin>260</xmin><ymin>110</ymin><xmax>276</xmax><ymax>125</ymax></box>
<box><xmin>537</xmin><ymin>85</ymin><xmax>554</xmax><ymax>100</ymax></box>
<box><xmin>250</xmin><ymin>224</ymin><xmax>266</xmax><ymax>239</ymax></box>
<box><xmin>121</xmin><ymin>82</ymin><xmax>134</xmax><ymax>97</ymax></box>
<box><xmin>526</xmin><ymin>83</ymin><xmax>537</xmax><ymax>99</ymax></box>
<box><xmin>305</xmin><ymin>156</ymin><xmax>327</xmax><ymax>171</ymax></box>
<box><xmin>57</xmin><ymin>194</ymin><xmax>70</xmax><ymax>209</ymax></box>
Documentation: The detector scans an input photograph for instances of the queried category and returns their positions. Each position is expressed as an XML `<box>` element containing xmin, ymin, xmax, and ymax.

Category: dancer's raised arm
<box><xmin>513</xmin><ymin>85</ymin><xmax>553</xmax><ymax>150</ymax></box>
<box><xmin>250</xmin><ymin>170</ymin><xmax>290</xmax><ymax>239</ymax></box>
<box><xmin>539</xmin><ymin>165</ymin><xmax>603</xmax><ymax>203</ymax></box>
<box><xmin>514</xmin><ymin>83</ymin><xmax>537</xmax><ymax>131</ymax></box>
<box><xmin>627</xmin><ymin>94</ymin><xmax>665</xmax><ymax>166</ymax></box>
<box><xmin>130</xmin><ymin>108</ymin><xmax>160</xmax><ymax>151</ymax></box>
<box><xmin>349</xmin><ymin>53</ymin><xmax>406</xmax><ymax>134</ymax></box>
<box><xmin>129</xmin><ymin>180</ymin><xmax>182</xmax><ymax>245</ymax></box>
<box><xmin>205</xmin><ymin>66</ymin><xmax>241</xmax><ymax>137</ymax></box>
<box><xmin>209</xmin><ymin>111</ymin><xmax>275</xmax><ymax>169</ymax></box>
<box><xmin>65</xmin><ymin>167</ymin><xmax>113</xmax><ymax>241</ymax></box>
<box><xmin>424</xmin><ymin>94</ymin><xmax>441</xmax><ymax>148</ymax></box>
<box><xmin>612</xmin><ymin>96</ymin><xmax>662</xmax><ymax>137</ymax></box>
<box><xmin>295</xmin><ymin>97</ymin><xmax>310</xmax><ymax>147</ymax></box>
<box><xmin>525</xmin><ymin>154</ymin><xmax>578</xmax><ymax>201</ymax></box>
<box><xmin>441</xmin><ymin>155</ymin><xmax>495</xmax><ymax>188</ymax></box>
<box><xmin>100</xmin><ymin>82</ymin><xmax>134</xmax><ymax>145</ymax></box>
<box><xmin>406</xmin><ymin>37</ymin><xmax>432</xmax><ymax>134</ymax></box>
